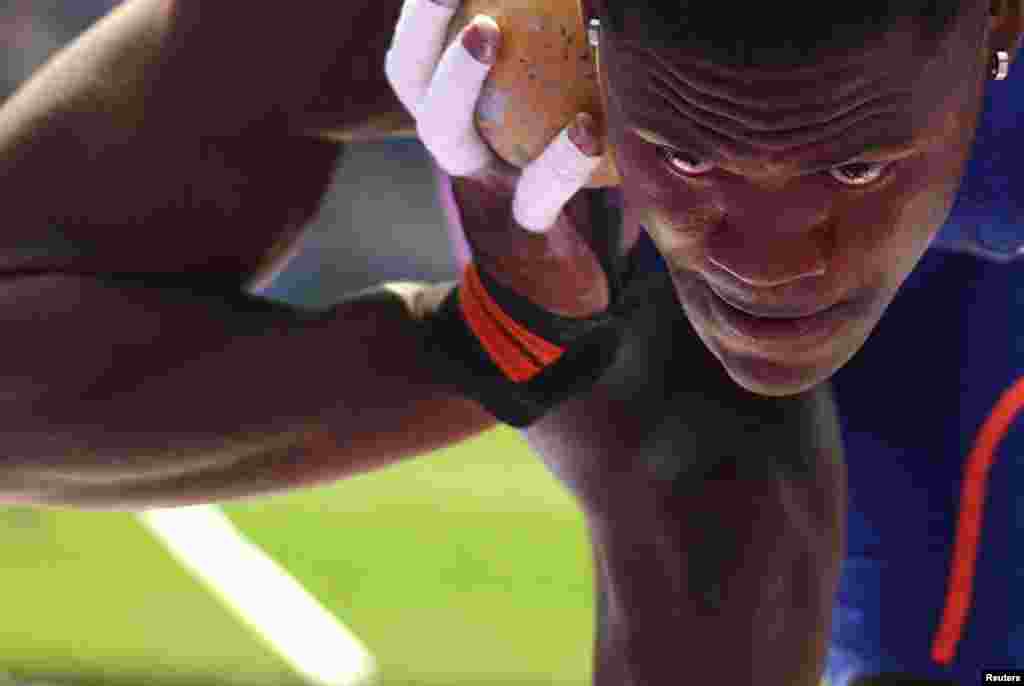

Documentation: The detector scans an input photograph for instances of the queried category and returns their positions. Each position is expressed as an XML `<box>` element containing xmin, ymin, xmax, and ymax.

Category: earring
<box><xmin>588</xmin><ymin>18</ymin><xmax>600</xmax><ymax>48</ymax></box>
<box><xmin>992</xmin><ymin>50</ymin><xmax>1010</xmax><ymax>80</ymax></box>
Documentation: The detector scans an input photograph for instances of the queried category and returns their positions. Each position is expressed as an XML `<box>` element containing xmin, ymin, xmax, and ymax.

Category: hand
<box><xmin>385</xmin><ymin>0</ymin><xmax>610</xmax><ymax>319</ymax></box>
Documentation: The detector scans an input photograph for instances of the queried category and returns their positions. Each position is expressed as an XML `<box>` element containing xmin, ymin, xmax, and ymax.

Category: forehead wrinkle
<box><xmin>606</xmin><ymin>4</ymin><xmax>982</xmax><ymax>178</ymax></box>
<box><xmin>613</xmin><ymin>32</ymin><xmax>897</xmax><ymax>82</ymax></box>
<box><xmin>639</xmin><ymin>45</ymin><xmax>889</xmax><ymax>113</ymax></box>
<box><xmin>643</xmin><ymin>69</ymin><xmax>915</xmax><ymax>135</ymax></box>
<box><xmin>606</xmin><ymin>39</ymin><xmax>925</xmax><ymax>159</ymax></box>
<box><xmin>633</xmin><ymin>83</ymin><xmax>913</xmax><ymax>158</ymax></box>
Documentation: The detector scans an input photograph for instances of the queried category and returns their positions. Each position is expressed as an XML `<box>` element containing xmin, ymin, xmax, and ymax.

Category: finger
<box><xmin>384</xmin><ymin>0</ymin><xmax>459</xmax><ymax>119</ymax></box>
<box><xmin>416</xmin><ymin>15</ymin><xmax>500</xmax><ymax>177</ymax></box>
<box><xmin>513</xmin><ymin>114</ymin><xmax>604</xmax><ymax>233</ymax></box>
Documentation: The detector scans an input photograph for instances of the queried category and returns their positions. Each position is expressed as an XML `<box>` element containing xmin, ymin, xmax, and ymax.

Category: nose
<box><xmin>707</xmin><ymin>229</ymin><xmax>827</xmax><ymax>288</ymax></box>
<box><xmin>705</xmin><ymin>184</ymin><xmax>830</xmax><ymax>288</ymax></box>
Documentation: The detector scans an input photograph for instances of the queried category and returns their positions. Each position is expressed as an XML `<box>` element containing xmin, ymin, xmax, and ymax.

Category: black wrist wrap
<box><xmin>418</xmin><ymin>271</ymin><xmax>623</xmax><ymax>428</ymax></box>
<box><xmin>418</xmin><ymin>189</ymin><xmax>630</xmax><ymax>428</ymax></box>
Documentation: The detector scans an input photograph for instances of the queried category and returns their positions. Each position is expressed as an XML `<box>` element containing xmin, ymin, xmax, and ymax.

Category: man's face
<box><xmin>595</xmin><ymin>3</ymin><xmax>992</xmax><ymax>396</ymax></box>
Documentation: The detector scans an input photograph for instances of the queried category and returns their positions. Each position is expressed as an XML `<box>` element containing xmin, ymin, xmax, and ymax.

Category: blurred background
<box><xmin>0</xmin><ymin>3</ymin><xmax>596</xmax><ymax>685</ymax></box>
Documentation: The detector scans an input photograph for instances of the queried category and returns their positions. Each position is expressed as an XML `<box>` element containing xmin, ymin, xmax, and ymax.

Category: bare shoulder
<box><xmin>616</xmin><ymin>272</ymin><xmax>843</xmax><ymax>481</ymax></box>
<box><xmin>560</xmin><ymin>275</ymin><xmax>847</xmax><ymax>686</ymax></box>
<box><xmin>533</xmin><ymin>271</ymin><xmax>845</xmax><ymax>496</ymax></box>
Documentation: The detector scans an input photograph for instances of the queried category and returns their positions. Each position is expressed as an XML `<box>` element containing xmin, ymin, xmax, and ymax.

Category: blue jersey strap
<box><xmin>938</xmin><ymin>78</ymin><xmax>1024</xmax><ymax>262</ymax></box>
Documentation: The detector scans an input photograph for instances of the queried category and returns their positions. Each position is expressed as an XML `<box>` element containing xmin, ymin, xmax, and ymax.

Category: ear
<box><xmin>989</xmin><ymin>0</ymin><xmax>1024</xmax><ymax>65</ymax></box>
<box><xmin>579</xmin><ymin>0</ymin><xmax>608</xmax><ymax>27</ymax></box>
<box><xmin>577</xmin><ymin>0</ymin><xmax>609</xmax><ymax>98</ymax></box>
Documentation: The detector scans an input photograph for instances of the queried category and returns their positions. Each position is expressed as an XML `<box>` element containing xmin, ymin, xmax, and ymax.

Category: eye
<box><xmin>829</xmin><ymin>161</ymin><xmax>891</xmax><ymax>186</ymax></box>
<box><xmin>656</xmin><ymin>146</ymin><xmax>716</xmax><ymax>176</ymax></box>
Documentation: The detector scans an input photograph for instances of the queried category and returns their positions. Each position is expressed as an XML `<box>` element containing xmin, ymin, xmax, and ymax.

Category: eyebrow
<box><xmin>631</xmin><ymin>124</ymin><xmax>920</xmax><ymax>173</ymax></box>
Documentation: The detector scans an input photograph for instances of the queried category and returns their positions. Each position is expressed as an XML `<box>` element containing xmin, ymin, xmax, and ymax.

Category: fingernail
<box><xmin>569</xmin><ymin>113</ymin><xmax>601</xmax><ymax>157</ymax></box>
<box><xmin>465</xmin><ymin>16</ymin><xmax>500</xmax><ymax>64</ymax></box>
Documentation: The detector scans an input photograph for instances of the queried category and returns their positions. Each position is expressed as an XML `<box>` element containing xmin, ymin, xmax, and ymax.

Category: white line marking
<box><xmin>136</xmin><ymin>505</ymin><xmax>377</xmax><ymax>686</ymax></box>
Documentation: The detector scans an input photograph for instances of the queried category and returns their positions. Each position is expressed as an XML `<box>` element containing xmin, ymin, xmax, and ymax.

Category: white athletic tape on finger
<box><xmin>513</xmin><ymin>127</ymin><xmax>602</xmax><ymax>233</ymax></box>
<box><xmin>384</xmin><ymin>0</ymin><xmax>457</xmax><ymax>118</ymax></box>
<box><xmin>416</xmin><ymin>20</ymin><xmax>497</xmax><ymax>177</ymax></box>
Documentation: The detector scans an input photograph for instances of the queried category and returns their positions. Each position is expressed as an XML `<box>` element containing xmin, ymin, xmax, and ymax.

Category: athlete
<box><xmin>0</xmin><ymin>1</ymin><xmax>1019</xmax><ymax>685</ymax></box>
<box><xmin>400</xmin><ymin>1</ymin><xmax>1024</xmax><ymax>684</ymax></box>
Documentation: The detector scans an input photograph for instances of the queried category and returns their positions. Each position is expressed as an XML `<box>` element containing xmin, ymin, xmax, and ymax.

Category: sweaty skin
<box><xmin>0</xmin><ymin>0</ymin><xmax>421</xmax><ymax>283</ymax></box>
<box><xmin>0</xmin><ymin>2</ymin><xmax>1014</xmax><ymax>683</ymax></box>
<box><xmin>521</xmin><ymin>284</ymin><xmax>848</xmax><ymax>686</ymax></box>
<box><xmin>580</xmin><ymin>0</ymin><xmax>1019</xmax><ymax>398</ymax></box>
<box><xmin>513</xmin><ymin>0</ymin><xmax>1020</xmax><ymax>684</ymax></box>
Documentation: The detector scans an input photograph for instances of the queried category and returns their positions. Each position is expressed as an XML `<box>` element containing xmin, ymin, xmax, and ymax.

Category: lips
<box><xmin>703</xmin><ymin>282</ymin><xmax>852</xmax><ymax>347</ymax></box>
<box><xmin>706</xmin><ymin>284</ymin><xmax>835</xmax><ymax>320</ymax></box>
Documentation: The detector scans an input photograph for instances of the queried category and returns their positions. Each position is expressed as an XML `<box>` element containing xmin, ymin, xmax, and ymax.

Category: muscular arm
<box><xmin>521</xmin><ymin>281</ymin><xmax>847</xmax><ymax>686</ymax></box>
<box><xmin>0</xmin><ymin>2</ymin><xmax>503</xmax><ymax>512</ymax></box>
<box><xmin>0</xmin><ymin>0</ymin><xmax>415</xmax><ymax>279</ymax></box>
<box><xmin>0</xmin><ymin>276</ymin><xmax>493</xmax><ymax>511</ymax></box>
<box><xmin>2</xmin><ymin>0</ymin><xmax>414</xmax><ymax>143</ymax></box>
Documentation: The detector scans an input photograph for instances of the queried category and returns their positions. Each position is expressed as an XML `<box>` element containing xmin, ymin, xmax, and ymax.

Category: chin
<box><xmin>720</xmin><ymin>354</ymin><xmax>835</xmax><ymax>397</ymax></box>
<box><xmin>689</xmin><ymin>320</ymin><xmax>857</xmax><ymax>397</ymax></box>
<box><xmin>717</xmin><ymin>327</ymin><xmax>876</xmax><ymax>396</ymax></box>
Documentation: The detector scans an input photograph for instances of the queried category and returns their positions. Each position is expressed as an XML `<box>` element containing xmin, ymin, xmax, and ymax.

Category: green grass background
<box><xmin>0</xmin><ymin>425</ymin><xmax>833</xmax><ymax>686</ymax></box>
<box><xmin>0</xmin><ymin>426</ymin><xmax>598</xmax><ymax>686</ymax></box>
